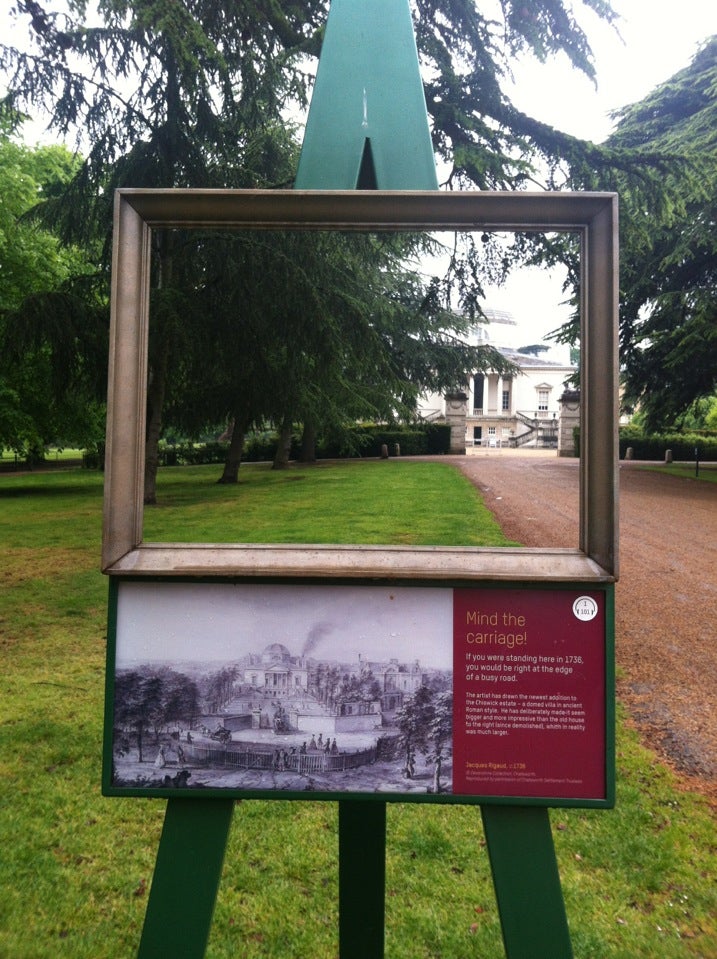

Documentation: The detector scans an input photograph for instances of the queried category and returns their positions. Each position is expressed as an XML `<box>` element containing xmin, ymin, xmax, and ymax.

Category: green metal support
<box><xmin>295</xmin><ymin>0</ymin><xmax>438</xmax><ymax>190</ymax></box>
<box><xmin>137</xmin><ymin>799</ymin><xmax>234</xmax><ymax>959</ymax></box>
<box><xmin>296</xmin><ymin>3</ymin><xmax>436</xmax><ymax>956</ymax></box>
<box><xmin>482</xmin><ymin>806</ymin><xmax>574</xmax><ymax>959</ymax></box>
<box><xmin>339</xmin><ymin>802</ymin><xmax>387</xmax><ymax>958</ymax></box>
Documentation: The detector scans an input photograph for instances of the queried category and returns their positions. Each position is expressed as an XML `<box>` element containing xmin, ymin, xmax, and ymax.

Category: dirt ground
<box><xmin>449</xmin><ymin>449</ymin><xmax>717</xmax><ymax>805</ymax></box>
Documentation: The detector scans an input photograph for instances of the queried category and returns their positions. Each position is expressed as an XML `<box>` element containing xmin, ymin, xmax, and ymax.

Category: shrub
<box><xmin>156</xmin><ymin>422</ymin><xmax>453</xmax><ymax>467</ymax></box>
<box><xmin>574</xmin><ymin>428</ymin><xmax>717</xmax><ymax>461</ymax></box>
<box><xmin>619</xmin><ymin>430</ymin><xmax>717</xmax><ymax>461</ymax></box>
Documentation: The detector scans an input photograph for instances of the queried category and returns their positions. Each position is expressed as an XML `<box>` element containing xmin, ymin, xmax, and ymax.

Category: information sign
<box><xmin>453</xmin><ymin>588</ymin><xmax>606</xmax><ymax>799</ymax></box>
<box><xmin>104</xmin><ymin>579</ymin><xmax>612</xmax><ymax>806</ymax></box>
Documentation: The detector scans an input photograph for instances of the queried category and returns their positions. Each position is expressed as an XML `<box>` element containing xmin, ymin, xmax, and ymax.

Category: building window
<box><xmin>487</xmin><ymin>426</ymin><xmax>496</xmax><ymax>436</ymax></box>
<box><xmin>537</xmin><ymin>389</ymin><xmax>550</xmax><ymax>412</ymax></box>
<box><xmin>501</xmin><ymin>379</ymin><xmax>511</xmax><ymax>412</ymax></box>
<box><xmin>473</xmin><ymin>375</ymin><xmax>484</xmax><ymax>413</ymax></box>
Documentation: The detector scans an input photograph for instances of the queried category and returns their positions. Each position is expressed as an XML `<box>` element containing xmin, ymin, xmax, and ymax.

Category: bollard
<box><xmin>380</xmin><ymin>443</ymin><xmax>389</xmax><ymax>459</ymax></box>
<box><xmin>664</xmin><ymin>449</ymin><xmax>673</xmax><ymax>464</ymax></box>
<box><xmin>625</xmin><ymin>447</ymin><xmax>633</xmax><ymax>460</ymax></box>
<box><xmin>394</xmin><ymin>443</ymin><xmax>401</xmax><ymax>457</ymax></box>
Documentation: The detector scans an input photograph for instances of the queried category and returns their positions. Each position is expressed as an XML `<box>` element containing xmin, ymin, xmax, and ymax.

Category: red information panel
<box><xmin>453</xmin><ymin>588</ymin><xmax>606</xmax><ymax>801</ymax></box>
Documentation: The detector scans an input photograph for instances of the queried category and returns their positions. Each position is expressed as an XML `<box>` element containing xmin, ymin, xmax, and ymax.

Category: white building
<box><xmin>420</xmin><ymin>309</ymin><xmax>577</xmax><ymax>449</ymax></box>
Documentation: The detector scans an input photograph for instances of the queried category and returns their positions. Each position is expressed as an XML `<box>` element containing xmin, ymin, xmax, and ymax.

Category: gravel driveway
<box><xmin>447</xmin><ymin>449</ymin><xmax>717</xmax><ymax>802</ymax></box>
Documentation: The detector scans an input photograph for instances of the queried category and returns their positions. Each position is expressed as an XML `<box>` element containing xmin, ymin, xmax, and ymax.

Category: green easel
<box><xmin>137</xmin><ymin>2</ymin><xmax>573</xmax><ymax>955</ymax></box>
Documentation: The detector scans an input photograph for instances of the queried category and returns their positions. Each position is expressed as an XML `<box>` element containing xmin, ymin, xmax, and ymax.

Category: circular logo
<box><xmin>572</xmin><ymin>596</ymin><xmax>598</xmax><ymax>622</ymax></box>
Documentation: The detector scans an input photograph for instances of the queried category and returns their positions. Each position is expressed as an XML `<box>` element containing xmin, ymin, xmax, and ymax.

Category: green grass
<box><xmin>643</xmin><ymin>462</ymin><xmax>717</xmax><ymax>484</ymax></box>
<box><xmin>143</xmin><ymin>460</ymin><xmax>515</xmax><ymax>545</ymax></box>
<box><xmin>0</xmin><ymin>446</ymin><xmax>85</xmax><ymax>466</ymax></box>
<box><xmin>1</xmin><ymin>462</ymin><xmax>715</xmax><ymax>959</ymax></box>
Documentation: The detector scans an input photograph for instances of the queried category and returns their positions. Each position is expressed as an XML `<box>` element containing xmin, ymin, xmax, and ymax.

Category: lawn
<box><xmin>644</xmin><ymin>462</ymin><xmax>717</xmax><ymax>484</ymax></box>
<box><xmin>1</xmin><ymin>461</ymin><xmax>715</xmax><ymax>959</ymax></box>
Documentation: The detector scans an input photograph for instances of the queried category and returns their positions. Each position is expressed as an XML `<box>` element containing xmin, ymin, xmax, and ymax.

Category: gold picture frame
<box><xmin>102</xmin><ymin>189</ymin><xmax>618</xmax><ymax>584</ymax></box>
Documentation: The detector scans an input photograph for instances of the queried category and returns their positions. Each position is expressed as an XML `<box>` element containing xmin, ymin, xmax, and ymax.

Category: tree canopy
<box><xmin>8</xmin><ymin>0</ymin><xmax>684</xmax><ymax>476</ymax></box>
<box><xmin>605</xmin><ymin>37</ymin><xmax>717</xmax><ymax>429</ymax></box>
<box><xmin>0</xmin><ymin>125</ymin><xmax>102</xmax><ymax>455</ymax></box>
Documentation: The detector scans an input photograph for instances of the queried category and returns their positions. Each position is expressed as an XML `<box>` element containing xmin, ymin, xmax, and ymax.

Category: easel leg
<box><xmin>481</xmin><ymin>806</ymin><xmax>573</xmax><ymax>959</ymax></box>
<box><xmin>339</xmin><ymin>801</ymin><xmax>386</xmax><ymax>959</ymax></box>
<box><xmin>137</xmin><ymin>798</ymin><xmax>234</xmax><ymax>959</ymax></box>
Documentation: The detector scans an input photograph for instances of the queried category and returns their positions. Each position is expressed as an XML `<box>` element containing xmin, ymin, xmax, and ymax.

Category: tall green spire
<box><xmin>295</xmin><ymin>0</ymin><xmax>438</xmax><ymax>190</ymax></box>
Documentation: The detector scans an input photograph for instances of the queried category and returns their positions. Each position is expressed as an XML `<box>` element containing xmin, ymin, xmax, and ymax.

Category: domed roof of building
<box><xmin>262</xmin><ymin>642</ymin><xmax>291</xmax><ymax>662</ymax></box>
<box><xmin>483</xmin><ymin>308</ymin><xmax>517</xmax><ymax>327</ymax></box>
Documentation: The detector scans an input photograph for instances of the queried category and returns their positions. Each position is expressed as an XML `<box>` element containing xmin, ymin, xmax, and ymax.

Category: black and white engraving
<box><xmin>109</xmin><ymin>582</ymin><xmax>453</xmax><ymax>795</ymax></box>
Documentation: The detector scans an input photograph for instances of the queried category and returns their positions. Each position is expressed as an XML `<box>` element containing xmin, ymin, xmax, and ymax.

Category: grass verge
<box><xmin>643</xmin><ymin>463</ymin><xmax>717</xmax><ymax>484</ymax></box>
<box><xmin>1</xmin><ymin>462</ymin><xmax>715</xmax><ymax>958</ymax></box>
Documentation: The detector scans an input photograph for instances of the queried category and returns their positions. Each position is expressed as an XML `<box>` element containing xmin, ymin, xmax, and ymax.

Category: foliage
<box><xmin>0</xmin><ymin>0</ymin><xmax>635</xmax><ymax>494</ymax></box>
<box><xmin>608</xmin><ymin>38</ymin><xmax>717</xmax><ymax>430</ymax></box>
<box><xmin>2</xmin><ymin>0</ymin><xmax>309</xmax><ymax>496</ymax></box>
<box><xmin>618</xmin><ymin>430</ymin><xmax>717</xmax><ymax>462</ymax></box>
<box><xmin>574</xmin><ymin>426</ymin><xmax>717</xmax><ymax>461</ymax></box>
<box><xmin>202</xmin><ymin>667</ymin><xmax>239</xmax><ymax>713</ymax></box>
<box><xmin>0</xmin><ymin>128</ymin><xmax>101</xmax><ymax>454</ymax></box>
<box><xmin>396</xmin><ymin>685</ymin><xmax>454</xmax><ymax>792</ymax></box>
<box><xmin>337</xmin><ymin>668</ymin><xmax>381</xmax><ymax>704</ymax></box>
<box><xmin>546</xmin><ymin>40</ymin><xmax>717</xmax><ymax>428</ymax></box>
<box><xmin>158</xmin><ymin>422</ymin><xmax>453</xmax><ymax>466</ymax></box>
<box><xmin>160</xmin><ymin>229</ymin><xmax>505</xmax><ymax>481</ymax></box>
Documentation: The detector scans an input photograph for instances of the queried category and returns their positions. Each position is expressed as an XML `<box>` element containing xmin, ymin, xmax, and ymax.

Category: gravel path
<box><xmin>448</xmin><ymin>449</ymin><xmax>717</xmax><ymax>803</ymax></box>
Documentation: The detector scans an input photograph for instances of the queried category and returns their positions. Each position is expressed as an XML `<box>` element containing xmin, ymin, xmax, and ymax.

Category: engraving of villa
<box><xmin>218</xmin><ymin>642</ymin><xmax>426</xmax><ymax>738</ymax></box>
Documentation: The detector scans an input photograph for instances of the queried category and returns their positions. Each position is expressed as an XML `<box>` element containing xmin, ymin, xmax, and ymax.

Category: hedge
<box><xmin>155</xmin><ymin>422</ymin><xmax>453</xmax><ymax>467</ymax></box>
<box><xmin>573</xmin><ymin>428</ymin><xmax>717</xmax><ymax>461</ymax></box>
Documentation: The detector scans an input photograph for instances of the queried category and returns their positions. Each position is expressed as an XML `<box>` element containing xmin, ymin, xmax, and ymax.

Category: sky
<box><xmin>115</xmin><ymin>581</ymin><xmax>454</xmax><ymax>671</ymax></box>
<box><xmin>508</xmin><ymin>0</ymin><xmax>717</xmax><ymax>143</ymax></box>
<box><xmin>485</xmin><ymin>0</ymin><xmax>717</xmax><ymax>339</ymax></box>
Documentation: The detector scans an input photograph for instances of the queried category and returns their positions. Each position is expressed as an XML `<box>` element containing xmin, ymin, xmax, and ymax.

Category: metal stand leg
<box><xmin>137</xmin><ymin>798</ymin><xmax>234</xmax><ymax>959</ymax></box>
<box><xmin>482</xmin><ymin>806</ymin><xmax>573</xmax><ymax>959</ymax></box>
<box><xmin>339</xmin><ymin>801</ymin><xmax>386</xmax><ymax>959</ymax></box>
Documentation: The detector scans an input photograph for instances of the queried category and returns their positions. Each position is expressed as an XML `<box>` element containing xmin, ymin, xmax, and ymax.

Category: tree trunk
<box><xmin>217</xmin><ymin>415</ymin><xmax>248</xmax><ymax>484</ymax></box>
<box><xmin>272</xmin><ymin>414</ymin><xmax>293</xmax><ymax>469</ymax></box>
<box><xmin>143</xmin><ymin>231</ymin><xmax>173</xmax><ymax>506</ymax></box>
<box><xmin>432</xmin><ymin>753</ymin><xmax>443</xmax><ymax>794</ymax></box>
<box><xmin>143</xmin><ymin>336</ymin><xmax>169</xmax><ymax>505</ymax></box>
<box><xmin>300</xmin><ymin>419</ymin><xmax>317</xmax><ymax>463</ymax></box>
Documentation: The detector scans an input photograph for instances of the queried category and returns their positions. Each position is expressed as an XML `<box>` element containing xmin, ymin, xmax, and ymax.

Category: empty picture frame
<box><xmin>102</xmin><ymin>189</ymin><xmax>618</xmax><ymax>584</ymax></box>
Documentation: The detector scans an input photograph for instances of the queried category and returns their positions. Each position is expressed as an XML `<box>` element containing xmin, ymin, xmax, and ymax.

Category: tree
<box><xmin>396</xmin><ymin>684</ymin><xmax>453</xmax><ymax>789</ymax></box>
<box><xmin>160</xmin><ymin>226</ymin><xmax>512</xmax><ymax>480</ymax></box>
<box><xmin>2</xmin><ymin>0</ymin><xmax>634</xmax><ymax>481</ymax></box>
<box><xmin>202</xmin><ymin>666</ymin><xmax>239</xmax><ymax>713</ymax></box>
<box><xmin>0</xmin><ymin>123</ymin><xmax>100</xmax><ymax>456</ymax></box>
<box><xmin>604</xmin><ymin>38</ymin><xmax>717</xmax><ymax>429</ymax></box>
<box><xmin>396</xmin><ymin>684</ymin><xmax>434</xmax><ymax>779</ymax></box>
<box><xmin>424</xmin><ymin>689</ymin><xmax>453</xmax><ymax>793</ymax></box>
<box><xmin>2</xmin><ymin>0</ymin><xmax>307</xmax><ymax>496</ymax></box>
<box><xmin>114</xmin><ymin>669</ymin><xmax>165</xmax><ymax>763</ymax></box>
<box><xmin>163</xmin><ymin>671</ymin><xmax>200</xmax><ymax>731</ymax></box>
<box><xmin>537</xmin><ymin>39</ymin><xmax>717</xmax><ymax>428</ymax></box>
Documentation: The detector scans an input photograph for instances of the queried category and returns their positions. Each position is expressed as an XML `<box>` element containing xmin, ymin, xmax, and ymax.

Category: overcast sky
<box><xmin>115</xmin><ymin>581</ymin><xmax>454</xmax><ymax>671</ymax></box>
<box><xmin>508</xmin><ymin>0</ymin><xmax>717</xmax><ymax>143</ymax></box>
<box><xmin>488</xmin><ymin>0</ymin><xmax>717</xmax><ymax>335</ymax></box>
